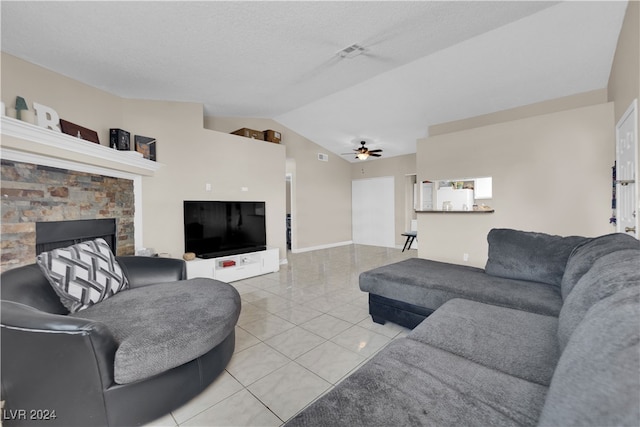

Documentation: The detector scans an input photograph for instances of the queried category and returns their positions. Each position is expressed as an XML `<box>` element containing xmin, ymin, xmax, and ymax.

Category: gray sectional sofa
<box><xmin>286</xmin><ymin>229</ymin><xmax>640</xmax><ymax>426</ymax></box>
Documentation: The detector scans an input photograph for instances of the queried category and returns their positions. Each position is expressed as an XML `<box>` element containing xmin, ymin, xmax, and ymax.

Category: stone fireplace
<box><xmin>1</xmin><ymin>159</ymin><xmax>135</xmax><ymax>272</ymax></box>
<box><xmin>1</xmin><ymin>116</ymin><xmax>161</xmax><ymax>273</ymax></box>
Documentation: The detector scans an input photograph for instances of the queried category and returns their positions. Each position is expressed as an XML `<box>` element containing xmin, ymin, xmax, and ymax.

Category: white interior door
<box><xmin>616</xmin><ymin>99</ymin><xmax>638</xmax><ymax>238</ymax></box>
<box><xmin>352</xmin><ymin>177</ymin><xmax>395</xmax><ymax>247</ymax></box>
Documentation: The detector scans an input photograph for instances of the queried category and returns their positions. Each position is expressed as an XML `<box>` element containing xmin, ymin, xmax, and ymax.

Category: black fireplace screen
<box><xmin>35</xmin><ymin>219</ymin><xmax>117</xmax><ymax>255</ymax></box>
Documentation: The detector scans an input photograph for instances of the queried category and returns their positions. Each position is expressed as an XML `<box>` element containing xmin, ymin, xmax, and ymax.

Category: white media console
<box><xmin>185</xmin><ymin>248</ymin><xmax>279</xmax><ymax>282</ymax></box>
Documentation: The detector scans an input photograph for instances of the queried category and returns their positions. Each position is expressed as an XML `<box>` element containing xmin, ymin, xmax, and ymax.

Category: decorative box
<box><xmin>231</xmin><ymin>128</ymin><xmax>264</xmax><ymax>140</ymax></box>
<box><xmin>110</xmin><ymin>128</ymin><xmax>130</xmax><ymax>150</ymax></box>
<box><xmin>264</xmin><ymin>130</ymin><xmax>281</xmax><ymax>144</ymax></box>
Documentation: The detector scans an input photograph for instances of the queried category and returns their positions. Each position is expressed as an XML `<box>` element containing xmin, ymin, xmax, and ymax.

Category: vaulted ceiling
<box><xmin>1</xmin><ymin>1</ymin><xmax>628</xmax><ymax>161</ymax></box>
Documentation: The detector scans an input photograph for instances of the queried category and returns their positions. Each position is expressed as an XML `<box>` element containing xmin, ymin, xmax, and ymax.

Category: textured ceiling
<box><xmin>0</xmin><ymin>1</ymin><xmax>628</xmax><ymax>161</ymax></box>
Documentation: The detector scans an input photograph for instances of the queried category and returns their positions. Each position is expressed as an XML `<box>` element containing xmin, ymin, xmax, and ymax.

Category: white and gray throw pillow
<box><xmin>37</xmin><ymin>238</ymin><xmax>129</xmax><ymax>313</ymax></box>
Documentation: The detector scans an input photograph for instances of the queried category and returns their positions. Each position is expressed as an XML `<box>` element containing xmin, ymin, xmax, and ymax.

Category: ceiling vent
<box><xmin>337</xmin><ymin>44</ymin><xmax>366</xmax><ymax>59</ymax></box>
<box><xmin>317</xmin><ymin>153</ymin><xmax>329</xmax><ymax>162</ymax></box>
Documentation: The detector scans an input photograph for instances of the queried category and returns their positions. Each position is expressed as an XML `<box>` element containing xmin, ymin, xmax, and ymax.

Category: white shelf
<box><xmin>1</xmin><ymin>116</ymin><xmax>162</xmax><ymax>176</ymax></box>
<box><xmin>186</xmin><ymin>248</ymin><xmax>279</xmax><ymax>282</ymax></box>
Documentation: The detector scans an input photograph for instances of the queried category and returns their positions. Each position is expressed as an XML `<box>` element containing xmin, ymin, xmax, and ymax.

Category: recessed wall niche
<box><xmin>1</xmin><ymin>159</ymin><xmax>135</xmax><ymax>272</ymax></box>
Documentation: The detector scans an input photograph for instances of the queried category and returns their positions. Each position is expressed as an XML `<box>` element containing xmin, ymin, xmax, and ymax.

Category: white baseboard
<box><xmin>290</xmin><ymin>240</ymin><xmax>353</xmax><ymax>253</ymax></box>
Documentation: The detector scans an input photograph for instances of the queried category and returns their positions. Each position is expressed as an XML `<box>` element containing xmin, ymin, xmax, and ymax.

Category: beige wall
<box><xmin>124</xmin><ymin>102</ymin><xmax>286</xmax><ymax>259</ymax></box>
<box><xmin>2</xmin><ymin>53</ymin><xmax>287</xmax><ymax>261</ymax></box>
<box><xmin>608</xmin><ymin>0</ymin><xmax>640</xmax><ymax>124</ymax></box>
<box><xmin>205</xmin><ymin>116</ymin><xmax>353</xmax><ymax>251</ymax></box>
<box><xmin>1</xmin><ymin>54</ymin><xmax>124</xmax><ymax>145</ymax></box>
<box><xmin>350</xmin><ymin>154</ymin><xmax>416</xmax><ymax>247</ymax></box>
<box><xmin>429</xmin><ymin>89</ymin><xmax>608</xmax><ymax>137</ymax></box>
<box><xmin>417</xmin><ymin>103</ymin><xmax>615</xmax><ymax>268</ymax></box>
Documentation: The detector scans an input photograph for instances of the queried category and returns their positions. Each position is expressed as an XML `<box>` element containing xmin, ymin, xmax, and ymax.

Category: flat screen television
<box><xmin>184</xmin><ymin>201</ymin><xmax>267</xmax><ymax>259</ymax></box>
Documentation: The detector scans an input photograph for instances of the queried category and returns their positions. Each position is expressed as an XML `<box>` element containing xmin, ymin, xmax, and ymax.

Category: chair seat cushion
<box><xmin>70</xmin><ymin>278</ymin><xmax>240</xmax><ymax>384</ymax></box>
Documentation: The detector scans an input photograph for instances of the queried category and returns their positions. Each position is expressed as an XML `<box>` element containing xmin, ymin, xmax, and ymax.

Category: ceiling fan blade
<box><xmin>370</xmin><ymin>153</ymin><xmax>382</xmax><ymax>157</ymax></box>
<box><xmin>368</xmin><ymin>149</ymin><xmax>383</xmax><ymax>153</ymax></box>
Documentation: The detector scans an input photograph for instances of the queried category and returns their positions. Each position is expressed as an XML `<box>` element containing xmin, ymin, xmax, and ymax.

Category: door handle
<box><xmin>624</xmin><ymin>227</ymin><xmax>636</xmax><ymax>233</ymax></box>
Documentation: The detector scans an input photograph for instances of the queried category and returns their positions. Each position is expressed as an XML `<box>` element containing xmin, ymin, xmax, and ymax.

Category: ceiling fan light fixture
<box><xmin>342</xmin><ymin>140</ymin><xmax>382</xmax><ymax>161</ymax></box>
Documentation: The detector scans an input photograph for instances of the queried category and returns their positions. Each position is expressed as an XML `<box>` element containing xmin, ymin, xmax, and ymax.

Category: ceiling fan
<box><xmin>342</xmin><ymin>141</ymin><xmax>383</xmax><ymax>160</ymax></box>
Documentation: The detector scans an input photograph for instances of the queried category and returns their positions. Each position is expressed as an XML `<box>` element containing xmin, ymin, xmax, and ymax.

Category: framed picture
<box><xmin>135</xmin><ymin>135</ymin><xmax>156</xmax><ymax>161</ymax></box>
<box><xmin>60</xmin><ymin>119</ymin><xmax>100</xmax><ymax>144</ymax></box>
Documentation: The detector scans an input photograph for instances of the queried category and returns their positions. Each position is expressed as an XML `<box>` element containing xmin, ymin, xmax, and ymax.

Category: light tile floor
<box><xmin>146</xmin><ymin>244</ymin><xmax>415</xmax><ymax>427</ymax></box>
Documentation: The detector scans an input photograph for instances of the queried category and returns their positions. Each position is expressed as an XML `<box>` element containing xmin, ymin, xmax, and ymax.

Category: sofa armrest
<box><xmin>116</xmin><ymin>256</ymin><xmax>187</xmax><ymax>288</ymax></box>
<box><xmin>1</xmin><ymin>300</ymin><xmax>117</xmax><ymax>424</ymax></box>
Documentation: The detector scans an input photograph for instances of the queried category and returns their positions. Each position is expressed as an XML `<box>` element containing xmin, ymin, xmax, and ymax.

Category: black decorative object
<box><xmin>110</xmin><ymin>128</ymin><xmax>130</xmax><ymax>150</ymax></box>
<box><xmin>61</xmin><ymin>119</ymin><xmax>100</xmax><ymax>144</ymax></box>
<box><xmin>610</xmin><ymin>162</ymin><xmax>617</xmax><ymax>225</ymax></box>
<box><xmin>135</xmin><ymin>135</ymin><xmax>156</xmax><ymax>161</ymax></box>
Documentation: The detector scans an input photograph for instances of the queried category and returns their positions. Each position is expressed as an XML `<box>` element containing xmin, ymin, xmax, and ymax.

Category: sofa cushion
<box><xmin>484</xmin><ymin>229</ymin><xmax>587</xmax><ymax>287</ymax></box>
<box><xmin>360</xmin><ymin>258</ymin><xmax>562</xmax><ymax>316</ymax></box>
<box><xmin>408</xmin><ymin>298</ymin><xmax>559</xmax><ymax>386</ymax></box>
<box><xmin>538</xmin><ymin>285</ymin><xmax>640</xmax><ymax>427</ymax></box>
<box><xmin>560</xmin><ymin>232</ymin><xmax>640</xmax><ymax>300</ymax></box>
<box><xmin>37</xmin><ymin>238</ymin><xmax>129</xmax><ymax>313</ymax></box>
<box><xmin>70</xmin><ymin>278</ymin><xmax>240</xmax><ymax>384</ymax></box>
<box><xmin>557</xmin><ymin>248</ymin><xmax>640</xmax><ymax>352</ymax></box>
<box><xmin>286</xmin><ymin>338</ymin><xmax>548</xmax><ymax>427</ymax></box>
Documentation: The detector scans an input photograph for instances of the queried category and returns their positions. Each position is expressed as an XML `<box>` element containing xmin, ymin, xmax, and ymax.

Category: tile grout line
<box><xmin>160</xmin><ymin>245</ymin><xmax>416</xmax><ymax>427</ymax></box>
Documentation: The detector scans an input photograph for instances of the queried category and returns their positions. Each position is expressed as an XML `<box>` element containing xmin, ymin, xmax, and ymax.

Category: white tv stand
<box><xmin>185</xmin><ymin>248</ymin><xmax>279</xmax><ymax>282</ymax></box>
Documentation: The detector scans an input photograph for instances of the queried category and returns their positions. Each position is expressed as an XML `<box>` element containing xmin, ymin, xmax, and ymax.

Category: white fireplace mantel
<box><xmin>0</xmin><ymin>116</ymin><xmax>162</xmax><ymax>252</ymax></box>
<box><xmin>0</xmin><ymin>116</ymin><xmax>162</xmax><ymax>176</ymax></box>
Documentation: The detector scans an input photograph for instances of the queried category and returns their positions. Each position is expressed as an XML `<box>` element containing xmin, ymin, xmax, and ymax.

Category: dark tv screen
<box><xmin>184</xmin><ymin>201</ymin><xmax>267</xmax><ymax>258</ymax></box>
